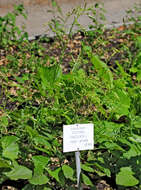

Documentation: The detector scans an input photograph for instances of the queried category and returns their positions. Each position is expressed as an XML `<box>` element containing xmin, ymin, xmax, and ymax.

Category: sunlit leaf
<box><xmin>2</xmin><ymin>136</ymin><xmax>19</xmax><ymax>160</ymax></box>
<box><xmin>62</xmin><ymin>165</ymin><xmax>74</xmax><ymax>180</ymax></box>
<box><xmin>116</xmin><ymin>167</ymin><xmax>139</xmax><ymax>186</ymax></box>
<box><xmin>82</xmin><ymin>173</ymin><xmax>93</xmax><ymax>187</ymax></box>
<box><xmin>5</xmin><ymin>162</ymin><xmax>32</xmax><ymax>180</ymax></box>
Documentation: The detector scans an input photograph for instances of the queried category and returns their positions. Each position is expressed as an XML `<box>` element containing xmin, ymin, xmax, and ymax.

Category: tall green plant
<box><xmin>0</xmin><ymin>4</ymin><xmax>28</xmax><ymax>48</ymax></box>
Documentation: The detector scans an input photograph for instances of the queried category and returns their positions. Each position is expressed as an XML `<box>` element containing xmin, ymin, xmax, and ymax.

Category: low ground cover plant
<box><xmin>0</xmin><ymin>2</ymin><xmax>141</xmax><ymax>190</ymax></box>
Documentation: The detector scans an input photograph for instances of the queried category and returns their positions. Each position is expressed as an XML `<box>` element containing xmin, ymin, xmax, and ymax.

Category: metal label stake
<box><xmin>75</xmin><ymin>150</ymin><xmax>81</xmax><ymax>190</ymax></box>
<box><xmin>63</xmin><ymin>123</ymin><xmax>94</xmax><ymax>189</ymax></box>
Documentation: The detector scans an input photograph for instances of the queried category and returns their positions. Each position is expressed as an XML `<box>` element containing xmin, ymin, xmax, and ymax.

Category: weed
<box><xmin>0</xmin><ymin>2</ymin><xmax>141</xmax><ymax>190</ymax></box>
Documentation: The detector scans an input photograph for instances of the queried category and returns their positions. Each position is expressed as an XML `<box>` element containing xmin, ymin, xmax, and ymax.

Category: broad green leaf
<box><xmin>47</xmin><ymin>168</ymin><xmax>61</xmax><ymax>183</ymax></box>
<box><xmin>5</xmin><ymin>162</ymin><xmax>32</xmax><ymax>180</ymax></box>
<box><xmin>104</xmin><ymin>88</ymin><xmax>130</xmax><ymax>118</ymax></box>
<box><xmin>2</xmin><ymin>136</ymin><xmax>19</xmax><ymax>160</ymax></box>
<box><xmin>62</xmin><ymin>165</ymin><xmax>74</xmax><ymax>180</ymax></box>
<box><xmin>32</xmin><ymin>155</ymin><xmax>49</xmax><ymax>174</ymax></box>
<box><xmin>81</xmin><ymin>164</ymin><xmax>94</xmax><ymax>173</ymax></box>
<box><xmin>82</xmin><ymin>173</ymin><xmax>93</xmax><ymax>187</ymax></box>
<box><xmin>29</xmin><ymin>174</ymin><xmax>49</xmax><ymax>185</ymax></box>
<box><xmin>116</xmin><ymin>167</ymin><xmax>139</xmax><ymax>186</ymax></box>
<box><xmin>123</xmin><ymin>143</ymin><xmax>140</xmax><ymax>159</ymax></box>
<box><xmin>31</xmin><ymin>155</ymin><xmax>49</xmax><ymax>185</ymax></box>
<box><xmin>91</xmin><ymin>55</ymin><xmax>113</xmax><ymax>88</ymax></box>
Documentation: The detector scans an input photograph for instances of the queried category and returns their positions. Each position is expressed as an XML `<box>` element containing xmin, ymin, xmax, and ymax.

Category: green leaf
<box><xmin>104</xmin><ymin>142</ymin><xmax>124</xmax><ymax>151</ymax></box>
<box><xmin>132</xmin><ymin>116</ymin><xmax>141</xmax><ymax>128</ymax></box>
<box><xmin>129</xmin><ymin>134</ymin><xmax>141</xmax><ymax>143</ymax></box>
<box><xmin>81</xmin><ymin>164</ymin><xmax>94</xmax><ymax>173</ymax></box>
<box><xmin>5</xmin><ymin>162</ymin><xmax>32</xmax><ymax>180</ymax></box>
<box><xmin>137</xmin><ymin>70</ymin><xmax>141</xmax><ymax>81</ymax></box>
<box><xmin>32</xmin><ymin>155</ymin><xmax>49</xmax><ymax>174</ymax></box>
<box><xmin>29</xmin><ymin>155</ymin><xmax>49</xmax><ymax>185</ymax></box>
<box><xmin>0</xmin><ymin>115</ymin><xmax>9</xmax><ymax>127</ymax></box>
<box><xmin>38</xmin><ymin>65</ymin><xmax>62</xmax><ymax>87</ymax></box>
<box><xmin>104</xmin><ymin>88</ymin><xmax>130</xmax><ymax>118</ymax></box>
<box><xmin>82</xmin><ymin>173</ymin><xmax>93</xmax><ymax>187</ymax></box>
<box><xmin>94</xmin><ymin>162</ymin><xmax>111</xmax><ymax>177</ymax></box>
<box><xmin>47</xmin><ymin>168</ymin><xmax>61</xmax><ymax>183</ymax></box>
<box><xmin>116</xmin><ymin>167</ymin><xmax>139</xmax><ymax>186</ymax></box>
<box><xmin>26</xmin><ymin>126</ymin><xmax>39</xmax><ymax>139</ymax></box>
<box><xmin>62</xmin><ymin>165</ymin><xmax>74</xmax><ymax>180</ymax></box>
<box><xmin>91</xmin><ymin>55</ymin><xmax>113</xmax><ymax>88</ymax></box>
<box><xmin>2</xmin><ymin>136</ymin><xmax>19</xmax><ymax>160</ymax></box>
<box><xmin>43</xmin><ymin>188</ymin><xmax>52</xmax><ymax>190</ymax></box>
<box><xmin>29</xmin><ymin>173</ymin><xmax>49</xmax><ymax>185</ymax></box>
<box><xmin>0</xmin><ymin>158</ymin><xmax>11</xmax><ymax>168</ymax></box>
<box><xmin>96</xmin><ymin>121</ymin><xmax>122</xmax><ymax>142</ymax></box>
<box><xmin>123</xmin><ymin>144</ymin><xmax>140</xmax><ymax>159</ymax></box>
<box><xmin>33</xmin><ymin>136</ymin><xmax>52</xmax><ymax>149</ymax></box>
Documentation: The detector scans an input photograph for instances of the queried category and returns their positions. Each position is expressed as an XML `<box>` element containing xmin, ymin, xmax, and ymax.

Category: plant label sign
<box><xmin>63</xmin><ymin>124</ymin><xmax>94</xmax><ymax>153</ymax></box>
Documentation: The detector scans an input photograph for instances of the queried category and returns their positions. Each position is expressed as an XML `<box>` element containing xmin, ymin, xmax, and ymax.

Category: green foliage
<box><xmin>0</xmin><ymin>4</ymin><xmax>27</xmax><ymax>48</ymax></box>
<box><xmin>116</xmin><ymin>167</ymin><xmax>139</xmax><ymax>187</ymax></box>
<box><xmin>4</xmin><ymin>161</ymin><xmax>32</xmax><ymax>180</ymax></box>
<box><xmin>29</xmin><ymin>156</ymin><xmax>49</xmax><ymax>185</ymax></box>
<box><xmin>0</xmin><ymin>2</ymin><xmax>141</xmax><ymax>190</ymax></box>
<box><xmin>1</xmin><ymin>136</ymin><xmax>19</xmax><ymax>160</ymax></box>
<box><xmin>62</xmin><ymin>165</ymin><xmax>75</xmax><ymax>181</ymax></box>
<box><xmin>82</xmin><ymin>173</ymin><xmax>93</xmax><ymax>187</ymax></box>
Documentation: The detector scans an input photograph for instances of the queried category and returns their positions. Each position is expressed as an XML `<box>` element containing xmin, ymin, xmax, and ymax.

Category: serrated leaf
<box><xmin>29</xmin><ymin>174</ymin><xmax>49</xmax><ymax>185</ymax></box>
<box><xmin>82</xmin><ymin>173</ymin><xmax>93</xmax><ymax>187</ymax></box>
<box><xmin>116</xmin><ymin>167</ymin><xmax>139</xmax><ymax>186</ymax></box>
<box><xmin>62</xmin><ymin>165</ymin><xmax>74</xmax><ymax>180</ymax></box>
<box><xmin>2</xmin><ymin>136</ymin><xmax>19</xmax><ymax>160</ymax></box>
<box><xmin>81</xmin><ymin>164</ymin><xmax>94</xmax><ymax>172</ymax></box>
<box><xmin>5</xmin><ymin>162</ymin><xmax>32</xmax><ymax>180</ymax></box>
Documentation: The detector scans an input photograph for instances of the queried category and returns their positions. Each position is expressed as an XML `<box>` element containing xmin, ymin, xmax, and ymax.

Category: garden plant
<box><xmin>0</xmin><ymin>1</ymin><xmax>141</xmax><ymax>190</ymax></box>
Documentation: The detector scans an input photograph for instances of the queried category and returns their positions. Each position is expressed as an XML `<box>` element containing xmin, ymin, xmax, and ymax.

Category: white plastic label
<box><xmin>63</xmin><ymin>124</ymin><xmax>94</xmax><ymax>153</ymax></box>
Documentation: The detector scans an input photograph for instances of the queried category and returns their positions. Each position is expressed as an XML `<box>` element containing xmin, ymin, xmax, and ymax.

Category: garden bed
<box><xmin>0</xmin><ymin>2</ymin><xmax>141</xmax><ymax>190</ymax></box>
